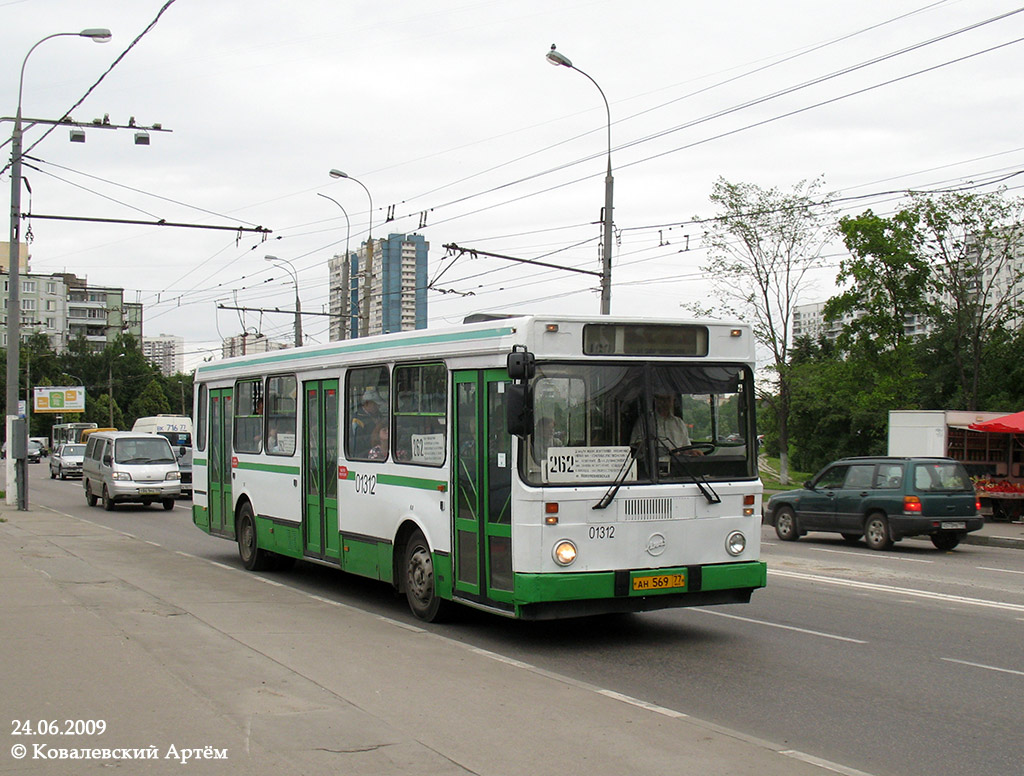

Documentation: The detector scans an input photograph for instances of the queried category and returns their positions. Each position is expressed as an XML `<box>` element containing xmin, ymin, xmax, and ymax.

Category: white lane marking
<box><xmin>808</xmin><ymin>547</ymin><xmax>932</xmax><ymax>563</ymax></box>
<box><xmin>690</xmin><ymin>608</ymin><xmax>867</xmax><ymax>643</ymax></box>
<box><xmin>771</xmin><ymin>569</ymin><xmax>1024</xmax><ymax>613</ymax></box>
<box><xmin>941</xmin><ymin>658</ymin><xmax>1024</xmax><ymax>677</ymax></box>
<box><xmin>779</xmin><ymin>749</ymin><xmax>879</xmax><ymax>776</ymax></box>
<box><xmin>978</xmin><ymin>566</ymin><xmax>1024</xmax><ymax>575</ymax></box>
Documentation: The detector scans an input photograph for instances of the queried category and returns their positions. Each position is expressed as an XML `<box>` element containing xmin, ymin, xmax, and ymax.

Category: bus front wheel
<box><xmin>403</xmin><ymin>529</ymin><xmax>448</xmax><ymax>622</ymax></box>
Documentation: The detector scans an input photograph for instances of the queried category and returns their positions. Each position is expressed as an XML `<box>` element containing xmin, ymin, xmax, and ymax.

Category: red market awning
<box><xmin>968</xmin><ymin>410</ymin><xmax>1024</xmax><ymax>433</ymax></box>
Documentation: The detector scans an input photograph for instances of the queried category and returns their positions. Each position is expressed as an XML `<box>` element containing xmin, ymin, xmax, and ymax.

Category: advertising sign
<box><xmin>33</xmin><ymin>386</ymin><xmax>86</xmax><ymax>414</ymax></box>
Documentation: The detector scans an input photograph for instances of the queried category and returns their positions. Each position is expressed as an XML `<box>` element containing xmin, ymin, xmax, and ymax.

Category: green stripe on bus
<box><xmin>194</xmin><ymin>458</ymin><xmax>206</xmax><ymax>466</ymax></box>
<box><xmin>513</xmin><ymin>561</ymin><xmax>767</xmax><ymax>603</ymax></box>
<box><xmin>196</xmin><ymin>325</ymin><xmax>516</xmax><ymax>376</ymax></box>
<box><xmin>234</xmin><ymin>461</ymin><xmax>302</xmax><ymax>475</ymax></box>
<box><xmin>341</xmin><ymin>469</ymin><xmax>447</xmax><ymax>492</ymax></box>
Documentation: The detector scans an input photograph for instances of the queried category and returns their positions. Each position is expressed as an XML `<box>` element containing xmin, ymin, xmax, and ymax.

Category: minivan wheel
<box><xmin>864</xmin><ymin>512</ymin><xmax>893</xmax><ymax>550</ymax></box>
<box><xmin>774</xmin><ymin>506</ymin><xmax>800</xmax><ymax>541</ymax></box>
<box><xmin>85</xmin><ymin>481</ymin><xmax>98</xmax><ymax>507</ymax></box>
<box><xmin>102</xmin><ymin>486</ymin><xmax>115</xmax><ymax>512</ymax></box>
<box><xmin>931</xmin><ymin>532</ymin><xmax>963</xmax><ymax>551</ymax></box>
<box><xmin>162</xmin><ymin>498</ymin><xmax>174</xmax><ymax>511</ymax></box>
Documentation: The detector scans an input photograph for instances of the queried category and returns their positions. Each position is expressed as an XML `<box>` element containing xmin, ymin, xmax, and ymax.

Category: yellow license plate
<box><xmin>632</xmin><ymin>573</ymin><xmax>686</xmax><ymax>592</ymax></box>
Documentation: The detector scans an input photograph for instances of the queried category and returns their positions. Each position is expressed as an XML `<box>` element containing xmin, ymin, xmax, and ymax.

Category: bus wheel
<box><xmin>403</xmin><ymin>529</ymin><xmax>448</xmax><ymax>622</ymax></box>
<box><xmin>237</xmin><ymin>503</ymin><xmax>272</xmax><ymax>571</ymax></box>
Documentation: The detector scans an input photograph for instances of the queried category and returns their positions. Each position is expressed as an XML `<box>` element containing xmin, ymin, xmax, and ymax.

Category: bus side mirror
<box><xmin>506</xmin><ymin>384</ymin><xmax>533</xmax><ymax>438</ymax></box>
<box><xmin>507</xmin><ymin>347</ymin><xmax>535</xmax><ymax>381</ymax></box>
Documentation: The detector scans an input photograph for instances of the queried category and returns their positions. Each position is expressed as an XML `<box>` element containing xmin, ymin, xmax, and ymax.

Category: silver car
<box><xmin>50</xmin><ymin>443</ymin><xmax>86</xmax><ymax>480</ymax></box>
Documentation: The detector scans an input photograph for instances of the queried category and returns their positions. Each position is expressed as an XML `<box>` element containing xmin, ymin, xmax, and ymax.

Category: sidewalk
<box><xmin>0</xmin><ymin>505</ymin><xmax>849</xmax><ymax>776</ymax></box>
<box><xmin>961</xmin><ymin>518</ymin><xmax>1024</xmax><ymax>549</ymax></box>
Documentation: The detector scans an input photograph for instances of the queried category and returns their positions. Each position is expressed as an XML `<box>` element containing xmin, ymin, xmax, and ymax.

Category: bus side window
<box><xmin>234</xmin><ymin>378</ymin><xmax>264</xmax><ymax>453</ymax></box>
<box><xmin>346</xmin><ymin>366</ymin><xmax>389</xmax><ymax>461</ymax></box>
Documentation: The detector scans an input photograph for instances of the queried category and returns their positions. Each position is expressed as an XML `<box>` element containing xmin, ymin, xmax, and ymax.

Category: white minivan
<box><xmin>132</xmin><ymin>415</ymin><xmax>194</xmax><ymax>496</ymax></box>
<box><xmin>82</xmin><ymin>431</ymin><xmax>181</xmax><ymax>511</ymax></box>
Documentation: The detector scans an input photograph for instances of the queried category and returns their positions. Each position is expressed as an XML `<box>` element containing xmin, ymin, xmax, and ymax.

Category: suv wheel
<box><xmin>864</xmin><ymin>512</ymin><xmax>893</xmax><ymax>550</ymax></box>
<box><xmin>931</xmin><ymin>532</ymin><xmax>963</xmax><ymax>551</ymax></box>
<box><xmin>774</xmin><ymin>506</ymin><xmax>800</xmax><ymax>541</ymax></box>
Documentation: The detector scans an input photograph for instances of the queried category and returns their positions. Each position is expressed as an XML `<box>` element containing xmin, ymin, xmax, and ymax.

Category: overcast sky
<box><xmin>4</xmin><ymin>0</ymin><xmax>1023</xmax><ymax>367</ymax></box>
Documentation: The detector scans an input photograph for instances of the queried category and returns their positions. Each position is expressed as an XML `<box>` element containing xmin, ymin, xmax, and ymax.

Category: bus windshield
<box><xmin>524</xmin><ymin>362</ymin><xmax>756</xmax><ymax>485</ymax></box>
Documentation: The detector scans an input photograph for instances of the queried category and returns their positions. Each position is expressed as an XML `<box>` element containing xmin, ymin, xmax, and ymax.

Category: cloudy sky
<box><xmin>4</xmin><ymin>0</ymin><xmax>1023</xmax><ymax>366</ymax></box>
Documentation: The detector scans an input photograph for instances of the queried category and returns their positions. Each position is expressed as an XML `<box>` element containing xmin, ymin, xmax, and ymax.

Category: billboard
<box><xmin>33</xmin><ymin>386</ymin><xmax>86</xmax><ymax>414</ymax></box>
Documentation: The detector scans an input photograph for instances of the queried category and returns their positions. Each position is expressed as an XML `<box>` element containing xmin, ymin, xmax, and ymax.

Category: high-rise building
<box><xmin>329</xmin><ymin>233</ymin><xmax>428</xmax><ymax>340</ymax></box>
<box><xmin>143</xmin><ymin>333</ymin><xmax>185</xmax><ymax>376</ymax></box>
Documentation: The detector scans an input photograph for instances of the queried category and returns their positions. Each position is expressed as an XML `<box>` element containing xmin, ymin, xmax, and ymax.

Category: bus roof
<box><xmin>194</xmin><ymin>315</ymin><xmax>753</xmax><ymax>381</ymax></box>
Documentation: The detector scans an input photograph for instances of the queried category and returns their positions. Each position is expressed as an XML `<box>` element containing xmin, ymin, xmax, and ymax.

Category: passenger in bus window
<box><xmin>532</xmin><ymin>416</ymin><xmax>561</xmax><ymax>462</ymax></box>
<box><xmin>266</xmin><ymin>428</ymin><xmax>280</xmax><ymax>453</ymax></box>
<box><xmin>351</xmin><ymin>388</ymin><xmax>383</xmax><ymax>456</ymax></box>
<box><xmin>367</xmin><ymin>423</ymin><xmax>389</xmax><ymax>461</ymax></box>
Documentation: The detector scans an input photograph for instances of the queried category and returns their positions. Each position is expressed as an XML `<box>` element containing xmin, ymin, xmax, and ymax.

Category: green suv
<box><xmin>765</xmin><ymin>457</ymin><xmax>983</xmax><ymax>551</ymax></box>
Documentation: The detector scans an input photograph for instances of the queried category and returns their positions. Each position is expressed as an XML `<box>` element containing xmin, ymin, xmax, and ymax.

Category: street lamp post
<box><xmin>546</xmin><ymin>44</ymin><xmax>613</xmax><ymax>316</ymax></box>
<box><xmin>328</xmin><ymin>170</ymin><xmax>373</xmax><ymax>337</ymax></box>
<box><xmin>5</xmin><ymin>27</ymin><xmax>111</xmax><ymax>509</ymax></box>
<box><xmin>317</xmin><ymin>193</ymin><xmax>354</xmax><ymax>340</ymax></box>
<box><xmin>264</xmin><ymin>255</ymin><xmax>303</xmax><ymax>347</ymax></box>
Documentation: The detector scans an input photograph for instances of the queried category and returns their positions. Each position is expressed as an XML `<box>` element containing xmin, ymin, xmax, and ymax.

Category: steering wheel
<box><xmin>669</xmin><ymin>442</ymin><xmax>716</xmax><ymax>456</ymax></box>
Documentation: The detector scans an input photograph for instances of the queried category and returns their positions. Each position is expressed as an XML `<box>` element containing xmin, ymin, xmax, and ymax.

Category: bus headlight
<box><xmin>553</xmin><ymin>540</ymin><xmax>578</xmax><ymax>566</ymax></box>
<box><xmin>725</xmin><ymin>531</ymin><xmax>746</xmax><ymax>556</ymax></box>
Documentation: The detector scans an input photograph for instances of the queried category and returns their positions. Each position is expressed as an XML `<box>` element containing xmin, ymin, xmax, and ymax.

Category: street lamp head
<box><xmin>264</xmin><ymin>254</ymin><xmax>280</xmax><ymax>262</ymax></box>
<box><xmin>79</xmin><ymin>28</ymin><xmax>112</xmax><ymax>42</ymax></box>
<box><xmin>546</xmin><ymin>44</ymin><xmax>572</xmax><ymax>68</ymax></box>
<box><xmin>329</xmin><ymin>169</ymin><xmax>348</xmax><ymax>180</ymax></box>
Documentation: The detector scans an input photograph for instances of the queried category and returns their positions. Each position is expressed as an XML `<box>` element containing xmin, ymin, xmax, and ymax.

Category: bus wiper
<box><xmin>593</xmin><ymin>442</ymin><xmax>641</xmax><ymax>510</ymax></box>
<box><xmin>668</xmin><ymin>447</ymin><xmax>721</xmax><ymax>504</ymax></box>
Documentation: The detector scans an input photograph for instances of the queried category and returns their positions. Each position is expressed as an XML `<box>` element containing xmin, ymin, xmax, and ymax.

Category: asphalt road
<box><xmin>22</xmin><ymin>464</ymin><xmax>1024</xmax><ymax>776</ymax></box>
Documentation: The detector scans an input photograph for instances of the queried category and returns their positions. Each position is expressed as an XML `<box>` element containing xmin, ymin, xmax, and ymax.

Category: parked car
<box><xmin>765</xmin><ymin>456</ymin><xmax>983</xmax><ymax>551</ymax></box>
<box><xmin>25</xmin><ymin>440</ymin><xmax>43</xmax><ymax>464</ymax></box>
<box><xmin>50</xmin><ymin>443</ymin><xmax>86</xmax><ymax>480</ymax></box>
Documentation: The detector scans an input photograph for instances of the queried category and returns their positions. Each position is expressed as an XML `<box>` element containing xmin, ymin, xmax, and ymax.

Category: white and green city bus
<box><xmin>51</xmin><ymin>421</ymin><xmax>98</xmax><ymax>449</ymax></box>
<box><xmin>191</xmin><ymin>315</ymin><xmax>766</xmax><ymax>621</ymax></box>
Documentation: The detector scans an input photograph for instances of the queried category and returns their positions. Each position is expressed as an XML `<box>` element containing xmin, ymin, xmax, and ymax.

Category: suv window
<box><xmin>843</xmin><ymin>464</ymin><xmax>875</xmax><ymax>490</ymax></box>
<box><xmin>815</xmin><ymin>465</ymin><xmax>849</xmax><ymax>489</ymax></box>
<box><xmin>874</xmin><ymin>463</ymin><xmax>904</xmax><ymax>489</ymax></box>
<box><xmin>913</xmin><ymin>461</ymin><xmax>972</xmax><ymax>492</ymax></box>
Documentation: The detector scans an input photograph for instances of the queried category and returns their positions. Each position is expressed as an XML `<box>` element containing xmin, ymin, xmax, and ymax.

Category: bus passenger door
<box><xmin>303</xmin><ymin>379</ymin><xmax>340</xmax><ymax>560</ymax></box>
<box><xmin>208</xmin><ymin>388</ymin><xmax>233</xmax><ymax>538</ymax></box>
<box><xmin>452</xmin><ymin>370</ymin><xmax>513</xmax><ymax>609</ymax></box>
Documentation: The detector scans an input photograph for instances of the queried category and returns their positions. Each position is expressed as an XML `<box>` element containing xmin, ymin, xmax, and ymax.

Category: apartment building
<box><xmin>329</xmin><ymin>233</ymin><xmax>428</xmax><ymax>340</ymax></box>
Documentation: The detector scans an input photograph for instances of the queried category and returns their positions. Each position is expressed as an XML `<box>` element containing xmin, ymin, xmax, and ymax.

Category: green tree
<box><xmin>827</xmin><ymin>209</ymin><xmax>933</xmax><ymax>353</ymax></box>
<box><xmin>129</xmin><ymin>380</ymin><xmax>171</xmax><ymax>420</ymax></box>
<box><xmin>908</xmin><ymin>190</ymin><xmax>1024</xmax><ymax>409</ymax></box>
<box><xmin>699</xmin><ymin>177</ymin><xmax>834</xmax><ymax>484</ymax></box>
